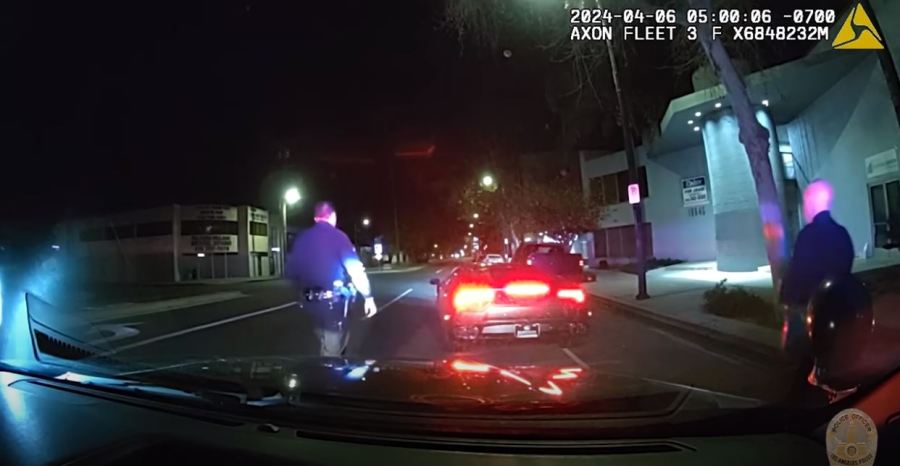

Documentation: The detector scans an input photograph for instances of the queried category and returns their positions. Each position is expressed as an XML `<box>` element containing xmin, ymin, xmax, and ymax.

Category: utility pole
<box><xmin>602</xmin><ymin>22</ymin><xmax>649</xmax><ymax>300</ymax></box>
<box><xmin>389</xmin><ymin>158</ymin><xmax>401</xmax><ymax>261</ymax></box>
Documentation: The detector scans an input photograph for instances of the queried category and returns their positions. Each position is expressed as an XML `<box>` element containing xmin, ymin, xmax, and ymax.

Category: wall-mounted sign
<box><xmin>865</xmin><ymin>148</ymin><xmax>898</xmax><ymax>179</ymax></box>
<box><xmin>181</xmin><ymin>205</ymin><xmax>238</xmax><ymax>221</ymax></box>
<box><xmin>682</xmin><ymin>176</ymin><xmax>709</xmax><ymax>207</ymax></box>
<box><xmin>250</xmin><ymin>210</ymin><xmax>269</xmax><ymax>223</ymax></box>
<box><xmin>183</xmin><ymin>235</ymin><xmax>238</xmax><ymax>253</ymax></box>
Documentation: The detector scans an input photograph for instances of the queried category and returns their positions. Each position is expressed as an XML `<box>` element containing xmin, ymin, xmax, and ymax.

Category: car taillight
<box><xmin>451</xmin><ymin>359</ymin><xmax>492</xmax><ymax>373</ymax></box>
<box><xmin>503</xmin><ymin>280</ymin><xmax>550</xmax><ymax>298</ymax></box>
<box><xmin>557</xmin><ymin>288</ymin><xmax>586</xmax><ymax>304</ymax></box>
<box><xmin>579</xmin><ymin>259</ymin><xmax>585</xmax><ymax>267</ymax></box>
<box><xmin>452</xmin><ymin>284</ymin><xmax>495</xmax><ymax>313</ymax></box>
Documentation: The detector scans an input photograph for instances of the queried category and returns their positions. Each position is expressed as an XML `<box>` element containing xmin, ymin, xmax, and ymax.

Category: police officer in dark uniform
<box><xmin>285</xmin><ymin>201</ymin><xmax>377</xmax><ymax>357</ymax></box>
<box><xmin>780</xmin><ymin>179</ymin><xmax>855</xmax><ymax>397</ymax></box>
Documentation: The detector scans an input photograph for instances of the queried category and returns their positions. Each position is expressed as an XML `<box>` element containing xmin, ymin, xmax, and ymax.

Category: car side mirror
<box><xmin>429</xmin><ymin>278</ymin><xmax>440</xmax><ymax>286</ymax></box>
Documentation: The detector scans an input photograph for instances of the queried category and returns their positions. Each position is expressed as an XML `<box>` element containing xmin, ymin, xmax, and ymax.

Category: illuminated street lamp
<box><xmin>433</xmin><ymin>243</ymin><xmax>438</xmax><ymax>249</ymax></box>
<box><xmin>480</xmin><ymin>174</ymin><xmax>495</xmax><ymax>188</ymax></box>
<box><xmin>472</xmin><ymin>213</ymin><xmax>479</xmax><ymax>219</ymax></box>
<box><xmin>280</xmin><ymin>187</ymin><xmax>302</xmax><ymax>277</ymax></box>
<box><xmin>362</xmin><ymin>217</ymin><xmax>371</xmax><ymax>227</ymax></box>
<box><xmin>468</xmin><ymin>223</ymin><xmax>474</xmax><ymax>229</ymax></box>
<box><xmin>284</xmin><ymin>187</ymin><xmax>301</xmax><ymax>206</ymax></box>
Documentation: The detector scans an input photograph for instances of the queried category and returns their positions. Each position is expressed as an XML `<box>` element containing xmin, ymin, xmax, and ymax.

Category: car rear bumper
<box><xmin>446</xmin><ymin>317</ymin><xmax>589</xmax><ymax>341</ymax></box>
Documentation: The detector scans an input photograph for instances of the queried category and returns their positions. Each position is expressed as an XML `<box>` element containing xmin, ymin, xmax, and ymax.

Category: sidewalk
<box><xmin>583</xmin><ymin>265</ymin><xmax>782</xmax><ymax>359</ymax></box>
<box><xmin>583</xmin><ymin>257</ymin><xmax>900</xmax><ymax>361</ymax></box>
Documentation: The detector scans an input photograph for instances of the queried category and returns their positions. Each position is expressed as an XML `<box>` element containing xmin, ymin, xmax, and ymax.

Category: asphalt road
<box><xmin>65</xmin><ymin>264</ymin><xmax>797</xmax><ymax>402</ymax></box>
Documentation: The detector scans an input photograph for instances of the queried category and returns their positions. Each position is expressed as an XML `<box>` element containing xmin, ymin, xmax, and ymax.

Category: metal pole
<box><xmin>390</xmin><ymin>159</ymin><xmax>401</xmax><ymax>260</ymax></box>
<box><xmin>602</xmin><ymin>23</ymin><xmax>649</xmax><ymax>300</ymax></box>
<box><xmin>281</xmin><ymin>200</ymin><xmax>287</xmax><ymax>277</ymax></box>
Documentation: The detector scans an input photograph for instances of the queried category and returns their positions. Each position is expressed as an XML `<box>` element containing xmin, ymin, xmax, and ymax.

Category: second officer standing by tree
<box><xmin>286</xmin><ymin>201</ymin><xmax>378</xmax><ymax>357</ymax></box>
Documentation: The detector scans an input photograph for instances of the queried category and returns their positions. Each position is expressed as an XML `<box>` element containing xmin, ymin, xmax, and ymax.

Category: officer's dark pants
<box><xmin>302</xmin><ymin>299</ymin><xmax>350</xmax><ymax>357</ymax></box>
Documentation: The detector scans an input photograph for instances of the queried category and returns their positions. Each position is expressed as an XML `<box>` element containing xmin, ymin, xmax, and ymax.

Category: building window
<box><xmin>602</xmin><ymin>173</ymin><xmax>618</xmax><ymax>206</ymax></box>
<box><xmin>181</xmin><ymin>220</ymin><xmax>239</xmax><ymax>235</ymax></box>
<box><xmin>594</xmin><ymin>223</ymin><xmax>653</xmax><ymax>258</ymax></box>
<box><xmin>136</xmin><ymin>221</ymin><xmax>171</xmax><ymax>237</ymax></box>
<box><xmin>250</xmin><ymin>221</ymin><xmax>268</xmax><ymax>236</ymax></box>
<box><xmin>780</xmin><ymin>144</ymin><xmax>796</xmax><ymax>180</ymax></box>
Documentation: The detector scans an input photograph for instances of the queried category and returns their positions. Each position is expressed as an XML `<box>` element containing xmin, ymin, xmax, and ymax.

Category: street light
<box><xmin>469</xmin><ymin>223</ymin><xmax>474</xmax><ymax>229</ymax></box>
<box><xmin>480</xmin><ymin>174</ymin><xmax>495</xmax><ymax>188</ymax></box>
<box><xmin>362</xmin><ymin>217</ymin><xmax>371</xmax><ymax>227</ymax></box>
<box><xmin>472</xmin><ymin>213</ymin><xmax>479</xmax><ymax>219</ymax></box>
<box><xmin>284</xmin><ymin>187</ymin><xmax>301</xmax><ymax>206</ymax></box>
<box><xmin>433</xmin><ymin>243</ymin><xmax>438</xmax><ymax>249</ymax></box>
<box><xmin>280</xmin><ymin>187</ymin><xmax>302</xmax><ymax>277</ymax></box>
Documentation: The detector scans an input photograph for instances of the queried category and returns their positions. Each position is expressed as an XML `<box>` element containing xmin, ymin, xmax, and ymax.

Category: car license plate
<box><xmin>515</xmin><ymin>324</ymin><xmax>540</xmax><ymax>339</ymax></box>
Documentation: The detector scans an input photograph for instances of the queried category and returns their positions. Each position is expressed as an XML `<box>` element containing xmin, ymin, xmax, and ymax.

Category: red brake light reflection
<box><xmin>551</xmin><ymin>367</ymin><xmax>583</xmax><ymax>380</ymax></box>
<box><xmin>557</xmin><ymin>288</ymin><xmax>586</xmax><ymax>304</ymax></box>
<box><xmin>504</xmin><ymin>280</ymin><xmax>550</xmax><ymax>298</ymax></box>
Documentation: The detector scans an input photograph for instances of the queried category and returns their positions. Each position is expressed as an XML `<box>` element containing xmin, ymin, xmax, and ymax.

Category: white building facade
<box><xmin>56</xmin><ymin>204</ymin><xmax>274</xmax><ymax>282</ymax></box>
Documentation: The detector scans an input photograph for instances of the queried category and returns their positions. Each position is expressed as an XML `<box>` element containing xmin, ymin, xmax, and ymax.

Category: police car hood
<box><xmin>111</xmin><ymin>355</ymin><xmax>765</xmax><ymax>416</ymax></box>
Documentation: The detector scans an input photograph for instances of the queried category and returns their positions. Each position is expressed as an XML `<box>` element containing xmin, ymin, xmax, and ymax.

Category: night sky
<box><xmin>1</xmin><ymin>0</ymin><xmax>847</xmax><ymax>243</ymax></box>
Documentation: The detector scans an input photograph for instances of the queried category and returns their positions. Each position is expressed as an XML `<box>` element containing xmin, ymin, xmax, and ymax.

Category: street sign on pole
<box><xmin>627</xmin><ymin>183</ymin><xmax>641</xmax><ymax>205</ymax></box>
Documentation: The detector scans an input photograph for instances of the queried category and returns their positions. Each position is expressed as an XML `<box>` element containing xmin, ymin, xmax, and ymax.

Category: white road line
<box><xmin>102</xmin><ymin>301</ymin><xmax>299</xmax><ymax>355</ymax></box>
<box><xmin>562</xmin><ymin>347</ymin><xmax>590</xmax><ymax>369</ymax></box>
<box><xmin>435</xmin><ymin>268</ymin><xmax>444</xmax><ymax>274</ymax></box>
<box><xmin>379</xmin><ymin>288</ymin><xmax>413</xmax><ymax>311</ymax></box>
<box><xmin>647</xmin><ymin>327</ymin><xmax>745</xmax><ymax>366</ymax></box>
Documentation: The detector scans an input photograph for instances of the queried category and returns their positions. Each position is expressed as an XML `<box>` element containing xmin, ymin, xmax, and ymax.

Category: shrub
<box><xmin>702</xmin><ymin>279</ymin><xmax>781</xmax><ymax>328</ymax></box>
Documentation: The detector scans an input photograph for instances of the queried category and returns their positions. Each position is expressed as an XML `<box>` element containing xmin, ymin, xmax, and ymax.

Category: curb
<box><xmin>587</xmin><ymin>292</ymin><xmax>784</xmax><ymax>362</ymax></box>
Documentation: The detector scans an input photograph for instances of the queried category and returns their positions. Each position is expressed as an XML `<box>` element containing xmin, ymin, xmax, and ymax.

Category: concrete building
<box><xmin>579</xmin><ymin>1</ymin><xmax>900</xmax><ymax>271</ymax></box>
<box><xmin>56</xmin><ymin>204</ymin><xmax>274</xmax><ymax>283</ymax></box>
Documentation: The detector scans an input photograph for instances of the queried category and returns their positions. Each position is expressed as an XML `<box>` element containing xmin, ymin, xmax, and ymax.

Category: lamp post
<box><xmin>280</xmin><ymin>187</ymin><xmax>301</xmax><ymax>276</ymax></box>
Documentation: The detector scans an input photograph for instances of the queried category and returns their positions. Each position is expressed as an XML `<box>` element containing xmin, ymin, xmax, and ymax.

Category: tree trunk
<box><xmin>690</xmin><ymin>0</ymin><xmax>787</xmax><ymax>299</ymax></box>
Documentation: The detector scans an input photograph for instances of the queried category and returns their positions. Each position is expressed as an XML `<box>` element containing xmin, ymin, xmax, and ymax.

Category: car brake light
<box><xmin>503</xmin><ymin>280</ymin><xmax>550</xmax><ymax>298</ymax></box>
<box><xmin>451</xmin><ymin>359</ymin><xmax>492</xmax><ymax>373</ymax></box>
<box><xmin>452</xmin><ymin>284</ymin><xmax>495</xmax><ymax>312</ymax></box>
<box><xmin>557</xmin><ymin>288</ymin><xmax>586</xmax><ymax>304</ymax></box>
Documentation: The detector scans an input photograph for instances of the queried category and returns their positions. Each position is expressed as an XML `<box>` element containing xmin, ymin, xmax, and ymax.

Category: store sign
<box><xmin>682</xmin><ymin>176</ymin><xmax>709</xmax><ymax>207</ymax></box>
<box><xmin>181</xmin><ymin>205</ymin><xmax>238</xmax><ymax>221</ymax></box>
<box><xmin>249</xmin><ymin>207</ymin><xmax>269</xmax><ymax>223</ymax></box>
<box><xmin>184</xmin><ymin>234</ymin><xmax>238</xmax><ymax>253</ymax></box>
<box><xmin>865</xmin><ymin>148</ymin><xmax>898</xmax><ymax>179</ymax></box>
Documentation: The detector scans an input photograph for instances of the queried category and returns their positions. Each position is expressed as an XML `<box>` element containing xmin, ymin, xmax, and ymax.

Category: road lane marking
<box><xmin>435</xmin><ymin>268</ymin><xmax>444</xmax><ymax>274</ymax></box>
<box><xmin>368</xmin><ymin>265</ymin><xmax>426</xmax><ymax>275</ymax></box>
<box><xmin>379</xmin><ymin>288</ymin><xmax>413</xmax><ymax>311</ymax></box>
<box><xmin>562</xmin><ymin>348</ymin><xmax>590</xmax><ymax>369</ymax></box>
<box><xmin>647</xmin><ymin>327</ymin><xmax>746</xmax><ymax>366</ymax></box>
<box><xmin>102</xmin><ymin>301</ymin><xmax>299</xmax><ymax>355</ymax></box>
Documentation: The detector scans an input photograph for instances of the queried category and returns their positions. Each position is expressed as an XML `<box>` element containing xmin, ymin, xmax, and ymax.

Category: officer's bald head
<box><xmin>804</xmin><ymin>179</ymin><xmax>833</xmax><ymax>223</ymax></box>
<box><xmin>314</xmin><ymin>201</ymin><xmax>337</xmax><ymax>226</ymax></box>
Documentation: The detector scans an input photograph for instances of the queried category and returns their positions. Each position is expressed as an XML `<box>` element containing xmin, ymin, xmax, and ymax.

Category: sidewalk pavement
<box><xmin>583</xmin><ymin>257</ymin><xmax>900</xmax><ymax>361</ymax></box>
